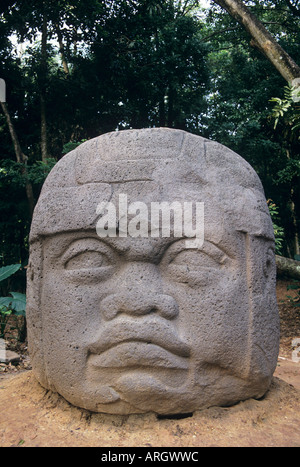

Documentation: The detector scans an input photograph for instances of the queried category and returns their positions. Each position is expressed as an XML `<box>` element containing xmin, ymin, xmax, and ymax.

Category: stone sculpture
<box><xmin>26</xmin><ymin>128</ymin><xmax>280</xmax><ymax>415</ymax></box>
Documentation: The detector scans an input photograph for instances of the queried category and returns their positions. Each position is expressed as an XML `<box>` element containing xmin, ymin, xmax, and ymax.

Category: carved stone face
<box><xmin>27</xmin><ymin>129</ymin><xmax>280</xmax><ymax>415</ymax></box>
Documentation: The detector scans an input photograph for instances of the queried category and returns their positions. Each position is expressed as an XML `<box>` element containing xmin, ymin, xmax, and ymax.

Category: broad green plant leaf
<box><xmin>0</xmin><ymin>292</ymin><xmax>26</xmax><ymax>315</ymax></box>
<box><xmin>0</xmin><ymin>264</ymin><xmax>21</xmax><ymax>282</ymax></box>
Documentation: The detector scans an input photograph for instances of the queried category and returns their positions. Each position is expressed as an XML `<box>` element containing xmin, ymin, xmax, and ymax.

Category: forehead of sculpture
<box><xmin>41</xmin><ymin>128</ymin><xmax>263</xmax><ymax>189</ymax></box>
<box><xmin>30</xmin><ymin>128</ymin><xmax>274</xmax><ymax>242</ymax></box>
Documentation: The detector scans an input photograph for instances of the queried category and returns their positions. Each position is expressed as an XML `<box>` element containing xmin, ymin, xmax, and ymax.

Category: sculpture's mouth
<box><xmin>88</xmin><ymin>341</ymin><xmax>189</xmax><ymax>369</ymax></box>
<box><xmin>87</xmin><ymin>317</ymin><xmax>190</xmax><ymax>370</ymax></box>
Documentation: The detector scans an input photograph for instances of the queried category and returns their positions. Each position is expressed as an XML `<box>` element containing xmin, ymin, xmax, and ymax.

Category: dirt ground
<box><xmin>0</xmin><ymin>279</ymin><xmax>299</xmax><ymax>448</ymax></box>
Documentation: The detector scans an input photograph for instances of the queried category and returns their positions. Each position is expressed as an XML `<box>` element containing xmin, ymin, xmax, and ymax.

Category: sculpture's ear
<box><xmin>26</xmin><ymin>239</ymin><xmax>49</xmax><ymax>388</ymax></box>
<box><xmin>244</xmin><ymin>234</ymin><xmax>279</xmax><ymax>391</ymax></box>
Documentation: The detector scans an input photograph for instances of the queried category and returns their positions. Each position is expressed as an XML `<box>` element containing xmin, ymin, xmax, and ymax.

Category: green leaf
<box><xmin>0</xmin><ymin>264</ymin><xmax>21</xmax><ymax>283</ymax></box>
<box><xmin>0</xmin><ymin>292</ymin><xmax>26</xmax><ymax>315</ymax></box>
<box><xmin>0</xmin><ymin>307</ymin><xmax>12</xmax><ymax>317</ymax></box>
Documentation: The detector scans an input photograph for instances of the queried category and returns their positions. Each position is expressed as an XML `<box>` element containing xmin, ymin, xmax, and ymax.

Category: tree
<box><xmin>201</xmin><ymin>0</ymin><xmax>300</xmax><ymax>258</ymax></box>
<box><xmin>276</xmin><ymin>255</ymin><xmax>300</xmax><ymax>280</ymax></box>
<box><xmin>212</xmin><ymin>0</ymin><xmax>300</xmax><ymax>84</ymax></box>
<box><xmin>0</xmin><ymin>101</ymin><xmax>35</xmax><ymax>216</ymax></box>
<box><xmin>0</xmin><ymin>0</ymin><xmax>210</xmax><ymax>267</ymax></box>
<box><xmin>270</xmin><ymin>84</ymin><xmax>300</xmax><ymax>257</ymax></box>
<box><xmin>0</xmin><ymin>0</ymin><xmax>299</xmax><ymax>264</ymax></box>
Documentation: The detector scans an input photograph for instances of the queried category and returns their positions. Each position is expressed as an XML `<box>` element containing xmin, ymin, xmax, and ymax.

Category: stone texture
<box><xmin>26</xmin><ymin>128</ymin><xmax>280</xmax><ymax>415</ymax></box>
<box><xmin>0</xmin><ymin>350</ymin><xmax>20</xmax><ymax>364</ymax></box>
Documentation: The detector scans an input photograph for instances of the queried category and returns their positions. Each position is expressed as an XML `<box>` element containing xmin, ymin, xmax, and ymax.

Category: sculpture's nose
<box><xmin>100</xmin><ymin>262</ymin><xmax>179</xmax><ymax>321</ymax></box>
<box><xmin>100</xmin><ymin>293</ymin><xmax>179</xmax><ymax>321</ymax></box>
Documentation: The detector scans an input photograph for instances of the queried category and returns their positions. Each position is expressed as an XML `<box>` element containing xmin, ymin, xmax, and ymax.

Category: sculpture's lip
<box><xmin>88</xmin><ymin>341</ymin><xmax>189</xmax><ymax>369</ymax></box>
<box><xmin>87</xmin><ymin>317</ymin><xmax>190</xmax><ymax>363</ymax></box>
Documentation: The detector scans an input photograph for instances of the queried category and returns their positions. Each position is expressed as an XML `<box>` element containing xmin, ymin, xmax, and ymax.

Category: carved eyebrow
<box><xmin>44</xmin><ymin>231</ymin><xmax>234</xmax><ymax>265</ymax></box>
<box><xmin>43</xmin><ymin>231</ymin><xmax>111</xmax><ymax>257</ymax></box>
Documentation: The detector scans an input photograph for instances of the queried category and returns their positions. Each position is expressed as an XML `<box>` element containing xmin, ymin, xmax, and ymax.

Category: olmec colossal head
<box><xmin>27</xmin><ymin>128</ymin><xmax>280</xmax><ymax>415</ymax></box>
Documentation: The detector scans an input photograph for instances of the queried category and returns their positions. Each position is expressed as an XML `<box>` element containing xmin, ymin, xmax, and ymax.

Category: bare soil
<box><xmin>0</xmin><ymin>279</ymin><xmax>299</xmax><ymax>448</ymax></box>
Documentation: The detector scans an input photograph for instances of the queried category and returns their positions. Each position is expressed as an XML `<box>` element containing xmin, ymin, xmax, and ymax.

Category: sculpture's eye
<box><xmin>65</xmin><ymin>250</ymin><xmax>110</xmax><ymax>270</ymax></box>
<box><xmin>62</xmin><ymin>238</ymin><xmax>116</xmax><ymax>283</ymax></box>
<box><xmin>170</xmin><ymin>249</ymin><xmax>220</xmax><ymax>269</ymax></box>
<box><xmin>161</xmin><ymin>240</ymin><xmax>230</xmax><ymax>286</ymax></box>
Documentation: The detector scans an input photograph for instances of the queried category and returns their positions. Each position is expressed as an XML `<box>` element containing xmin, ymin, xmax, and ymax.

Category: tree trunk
<box><xmin>1</xmin><ymin>102</ymin><xmax>23</xmax><ymax>164</ymax></box>
<box><xmin>276</xmin><ymin>255</ymin><xmax>300</xmax><ymax>280</ymax></box>
<box><xmin>40</xmin><ymin>94</ymin><xmax>48</xmax><ymax>162</ymax></box>
<box><xmin>40</xmin><ymin>12</ymin><xmax>48</xmax><ymax>162</ymax></box>
<box><xmin>290</xmin><ymin>190</ymin><xmax>300</xmax><ymax>257</ymax></box>
<box><xmin>55</xmin><ymin>23</ymin><xmax>70</xmax><ymax>75</ymax></box>
<box><xmin>285</xmin><ymin>150</ymin><xmax>299</xmax><ymax>257</ymax></box>
<box><xmin>213</xmin><ymin>0</ymin><xmax>300</xmax><ymax>84</ymax></box>
<box><xmin>0</xmin><ymin>102</ymin><xmax>35</xmax><ymax>217</ymax></box>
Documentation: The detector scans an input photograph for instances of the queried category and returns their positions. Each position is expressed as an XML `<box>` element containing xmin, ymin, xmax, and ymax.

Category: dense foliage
<box><xmin>0</xmin><ymin>0</ymin><xmax>299</xmax><ymax>293</ymax></box>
